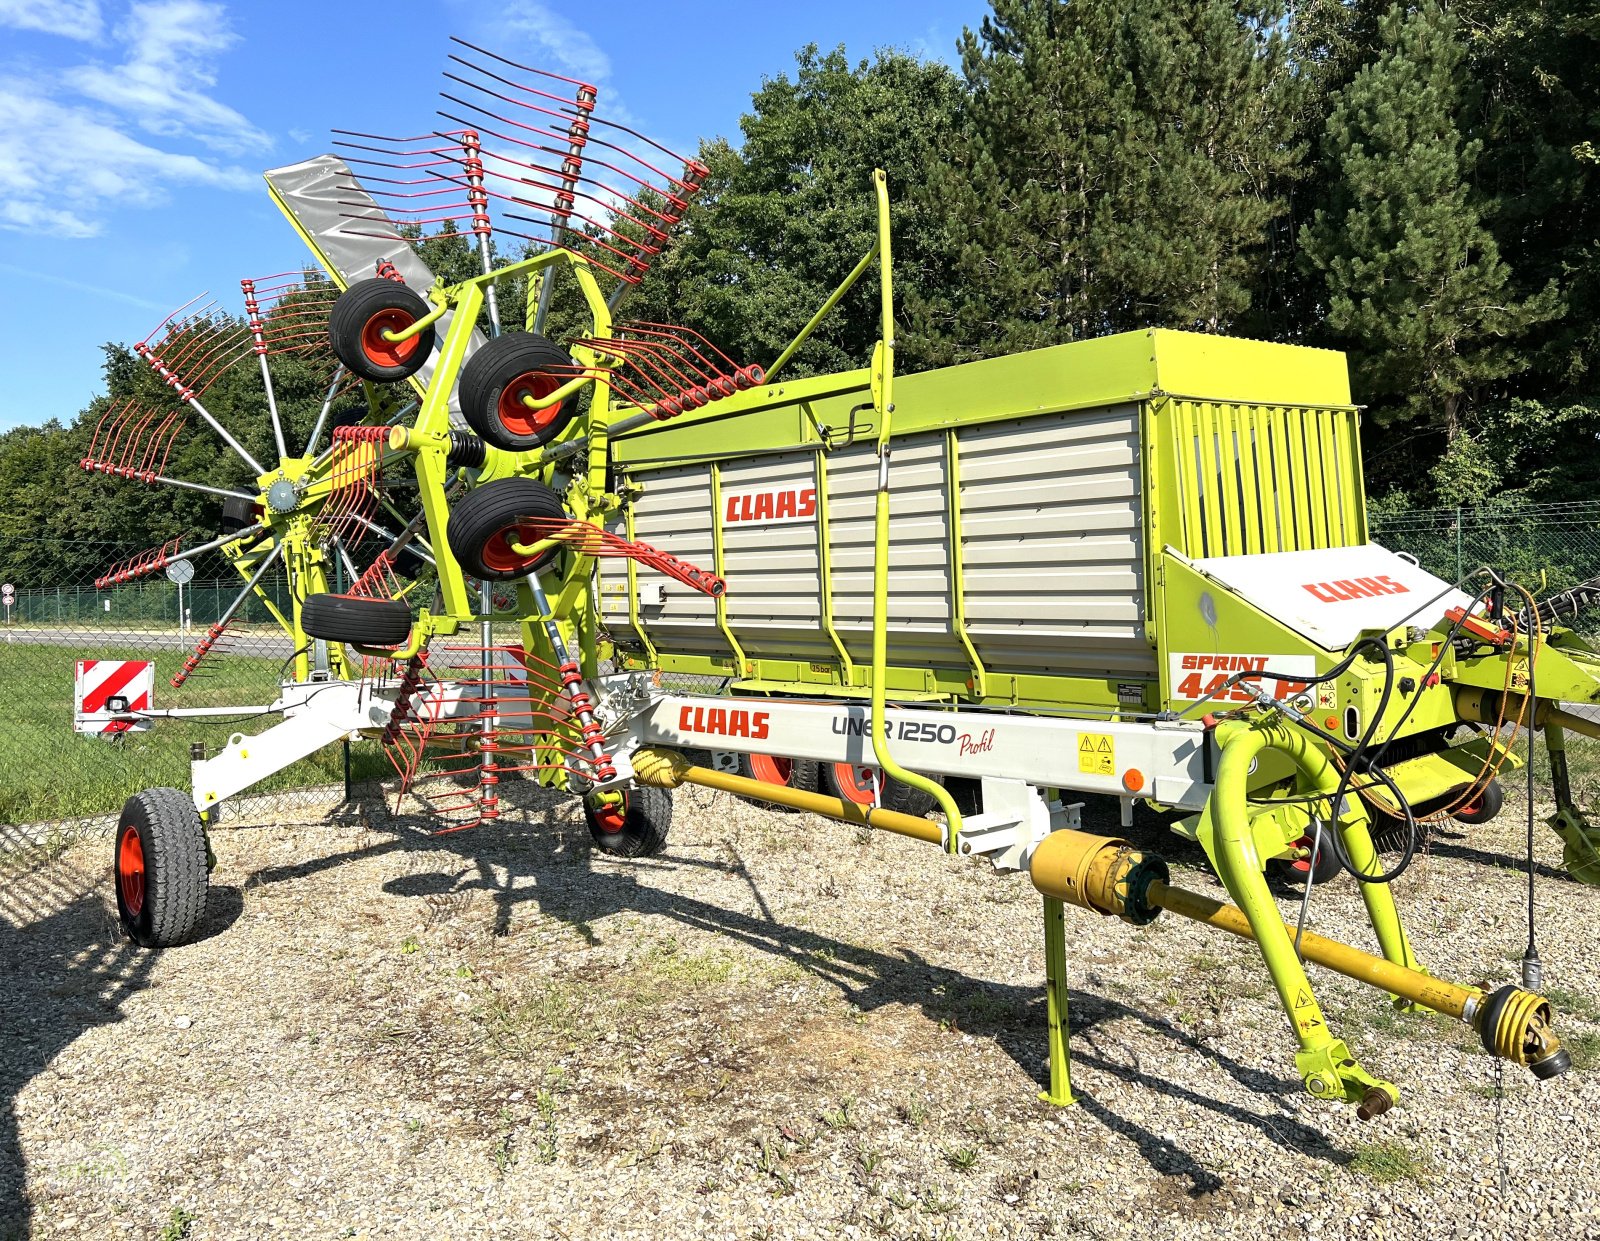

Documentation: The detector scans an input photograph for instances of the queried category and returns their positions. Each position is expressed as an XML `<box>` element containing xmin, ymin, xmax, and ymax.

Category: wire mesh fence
<box><xmin>1370</xmin><ymin>500</ymin><xmax>1600</xmax><ymax>614</ymax></box>
<box><xmin>0</xmin><ymin>538</ymin><xmax>385</xmax><ymax>833</ymax></box>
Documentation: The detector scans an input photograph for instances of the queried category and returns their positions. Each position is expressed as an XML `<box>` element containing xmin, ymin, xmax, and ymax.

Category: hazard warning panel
<box><xmin>73</xmin><ymin>659</ymin><xmax>154</xmax><ymax>736</ymax></box>
<box><xmin>1077</xmin><ymin>732</ymin><xmax>1115</xmax><ymax>777</ymax></box>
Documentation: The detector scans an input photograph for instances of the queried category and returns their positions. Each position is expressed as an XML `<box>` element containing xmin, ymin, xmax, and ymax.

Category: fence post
<box><xmin>1455</xmin><ymin>506</ymin><xmax>1463</xmax><ymax>583</ymax></box>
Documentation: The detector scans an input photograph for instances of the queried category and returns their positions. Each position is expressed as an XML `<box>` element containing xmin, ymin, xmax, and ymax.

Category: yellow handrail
<box><xmin>865</xmin><ymin>169</ymin><xmax>963</xmax><ymax>850</ymax></box>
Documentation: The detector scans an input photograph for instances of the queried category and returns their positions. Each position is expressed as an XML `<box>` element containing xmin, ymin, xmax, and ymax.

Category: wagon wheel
<box><xmin>737</xmin><ymin>752</ymin><xmax>821</xmax><ymax>813</ymax></box>
<box><xmin>445</xmin><ymin>477</ymin><xmax>569</xmax><ymax>581</ymax></box>
<box><xmin>821</xmin><ymin>762</ymin><xmax>943</xmax><ymax>818</ymax></box>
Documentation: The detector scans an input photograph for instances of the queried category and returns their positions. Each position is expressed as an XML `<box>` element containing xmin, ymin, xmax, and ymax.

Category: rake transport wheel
<box><xmin>1280</xmin><ymin>832</ymin><xmax>1343</xmax><ymax>886</ymax></box>
<box><xmin>328</xmin><ymin>278</ymin><xmax>435</xmax><ymax>383</ymax></box>
<box><xmin>737</xmin><ymin>752</ymin><xmax>821</xmax><ymax>812</ymax></box>
<box><xmin>585</xmin><ymin>786</ymin><xmax>672</xmax><ymax>857</ymax></box>
<box><xmin>446</xmin><ymin>477</ymin><xmax>568</xmax><ymax>581</ymax></box>
<box><xmin>114</xmin><ymin>788</ymin><xmax>208</xmax><ymax>949</ymax></box>
<box><xmin>300</xmin><ymin>593</ymin><xmax>413</xmax><ymax>646</ymax></box>
<box><xmin>821</xmin><ymin>762</ymin><xmax>943</xmax><ymax>818</ymax></box>
<box><xmin>459</xmin><ymin>333</ymin><xmax>582</xmax><ymax>451</ymax></box>
<box><xmin>1451</xmin><ymin>778</ymin><xmax>1505</xmax><ymax>825</ymax></box>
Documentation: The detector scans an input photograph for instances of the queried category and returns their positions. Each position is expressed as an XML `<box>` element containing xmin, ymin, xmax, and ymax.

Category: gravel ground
<box><xmin>4</xmin><ymin>781</ymin><xmax>1600</xmax><ymax>1240</ymax></box>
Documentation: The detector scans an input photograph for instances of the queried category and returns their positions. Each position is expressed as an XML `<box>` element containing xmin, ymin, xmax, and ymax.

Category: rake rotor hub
<box><xmin>265</xmin><ymin>478</ymin><xmax>301</xmax><ymax>513</ymax></box>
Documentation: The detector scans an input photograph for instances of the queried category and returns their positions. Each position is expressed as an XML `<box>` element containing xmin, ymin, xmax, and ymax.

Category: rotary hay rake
<box><xmin>97</xmin><ymin>34</ymin><xmax>1600</xmax><ymax>1125</ymax></box>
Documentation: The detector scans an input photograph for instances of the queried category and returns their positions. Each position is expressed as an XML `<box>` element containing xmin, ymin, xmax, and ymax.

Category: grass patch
<box><xmin>1564</xmin><ymin>1028</ymin><xmax>1600</xmax><ymax>1070</ymax></box>
<box><xmin>1349</xmin><ymin>1139</ymin><xmax>1432</xmax><ymax>1184</ymax></box>
<box><xmin>0</xmin><ymin>641</ymin><xmax>390</xmax><ymax>823</ymax></box>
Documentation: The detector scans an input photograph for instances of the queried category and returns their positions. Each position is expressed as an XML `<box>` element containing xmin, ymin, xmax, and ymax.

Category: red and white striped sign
<box><xmin>73</xmin><ymin>659</ymin><xmax>154</xmax><ymax>736</ymax></box>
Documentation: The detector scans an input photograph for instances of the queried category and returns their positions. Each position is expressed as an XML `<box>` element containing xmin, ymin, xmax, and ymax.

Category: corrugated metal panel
<box><xmin>719</xmin><ymin>452</ymin><xmax>834</xmax><ymax>661</ymax></box>
<box><xmin>611</xmin><ymin>403</ymin><xmax>1157</xmax><ymax>680</ymax></box>
<box><xmin>826</xmin><ymin>433</ymin><xmax>966</xmax><ymax>668</ymax></box>
<box><xmin>958</xmin><ymin>408</ymin><xmax>1153</xmax><ymax>677</ymax></box>
<box><xmin>599</xmin><ymin>464</ymin><xmax>723</xmax><ymax>656</ymax></box>
<box><xmin>1166</xmin><ymin>401</ymin><xmax>1364</xmax><ymax>558</ymax></box>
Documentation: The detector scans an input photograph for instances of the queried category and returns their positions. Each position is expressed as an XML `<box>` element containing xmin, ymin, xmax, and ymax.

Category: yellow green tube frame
<box><xmin>863</xmin><ymin>169</ymin><xmax>964</xmax><ymax>848</ymax></box>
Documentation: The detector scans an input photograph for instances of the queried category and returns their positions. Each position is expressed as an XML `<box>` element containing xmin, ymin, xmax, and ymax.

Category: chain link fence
<box><xmin>0</xmin><ymin>538</ymin><xmax>386</xmax><ymax>834</ymax></box>
<box><xmin>1370</xmin><ymin>500</ymin><xmax>1600</xmax><ymax>612</ymax></box>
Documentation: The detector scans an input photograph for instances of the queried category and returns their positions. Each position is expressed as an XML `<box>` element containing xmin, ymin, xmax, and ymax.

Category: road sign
<box><xmin>165</xmin><ymin>558</ymin><xmax>195</xmax><ymax>585</ymax></box>
<box><xmin>1</xmin><ymin>583</ymin><xmax>13</xmax><ymax>600</ymax></box>
<box><xmin>73</xmin><ymin>660</ymin><xmax>155</xmax><ymax>736</ymax></box>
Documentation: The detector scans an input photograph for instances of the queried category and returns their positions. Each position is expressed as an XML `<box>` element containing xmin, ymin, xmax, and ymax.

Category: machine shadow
<box><xmin>0</xmin><ymin>826</ymin><xmax>237</xmax><ymax>1240</ymax></box>
<box><xmin>242</xmin><ymin>786</ymin><xmax>1350</xmax><ymax>1193</ymax></box>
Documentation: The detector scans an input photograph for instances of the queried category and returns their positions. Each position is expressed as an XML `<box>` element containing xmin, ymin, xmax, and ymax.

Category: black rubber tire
<box><xmin>446</xmin><ymin>477</ymin><xmax>569</xmax><ymax>581</ymax></box>
<box><xmin>301</xmin><ymin>593</ymin><xmax>412</xmax><ymax>646</ymax></box>
<box><xmin>1280</xmin><ymin>832</ymin><xmax>1344</xmax><ymax>886</ymax></box>
<box><xmin>1451</xmin><ymin>779</ymin><xmax>1505</xmax><ymax>825</ymax></box>
<box><xmin>115</xmin><ymin>788</ymin><xmax>208</xmax><ymax>948</ymax></box>
<box><xmin>459</xmin><ymin>333</ymin><xmax>581</xmax><ymax>451</ymax></box>
<box><xmin>219</xmin><ymin>495</ymin><xmax>258</xmax><ymax>535</ymax></box>
<box><xmin>737</xmin><ymin>751</ymin><xmax>821</xmax><ymax>812</ymax></box>
<box><xmin>328</xmin><ymin>278</ymin><xmax>435</xmax><ymax>383</ymax></box>
<box><xmin>327</xmin><ymin>403</ymin><xmax>370</xmax><ymax>432</ymax></box>
<box><xmin>585</xmin><ymin>786</ymin><xmax>672</xmax><ymax>857</ymax></box>
<box><xmin>819</xmin><ymin>762</ymin><xmax>943</xmax><ymax>817</ymax></box>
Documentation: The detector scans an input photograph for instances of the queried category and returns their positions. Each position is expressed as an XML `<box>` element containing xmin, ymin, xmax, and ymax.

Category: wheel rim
<box><xmin>496</xmin><ymin>372</ymin><xmax>563</xmax><ymax>438</ymax></box>
<box><xmin>593</xmin><ymin>798</ymin><xmax>627</xmax><ymax>834</ymax></box>
<box><xmin>1459</xmin><ymin>798</ymin><xmax>1481</xmax><ymax>817</ymax></box>
<box><xmin>480</xmin><ymin>520</ymin><xmax>545</xmax><ymax>575</ymax></box>
<box><xmin>748</xmin><ymin>754</ymin><xmax>792</xmax><ymax>786</ymax></box>
<box><xmin>117</xmin><ymin>825</ymin><xmax>145</xmax><ymax>916</ymax></box>
<box><xmin>833</xmin><ymin>763</ymin><xmax>878</xmax><ymax>805</ymax></box>
<box><xmin>360</xmin><ymin>308</ymin><xmax>424</xmax><ymax>369</ymax></box>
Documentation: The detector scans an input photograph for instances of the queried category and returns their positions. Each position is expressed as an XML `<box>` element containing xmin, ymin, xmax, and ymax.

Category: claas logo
<box><xmin>1300</xmin><ymin>576</ymin><xmax>1409</xmax><ymax>603</ymax></box>
<box><xmin>1174</xmin><ymin>654</ymin><xmax>1310</xmax><ymax>704</ymax></box>
<box><xmin>724</xmin><ymin>486</ymin><xmax>817</xmax><ymax>524</ymax></box>
<box><xmin>679</xmin><ymin>704</ymin><xmax>771</xmax><ymax>740</ymax></box>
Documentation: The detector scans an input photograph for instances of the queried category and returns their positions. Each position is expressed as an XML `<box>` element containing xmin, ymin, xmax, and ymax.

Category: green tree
<box><xmin>622</xmin><ymin>45</ymin><xmax>967</xmax><ymax>377</ymax></box>
<box><xmin>914</xmin><ymin>0</ymin><xmax>1298</xmax><ymax>362</ymax></box>
<box><xmin>1301</xmin><ymin>1</ymin><xmax>1559</xmax><ymax>460</ymax></box>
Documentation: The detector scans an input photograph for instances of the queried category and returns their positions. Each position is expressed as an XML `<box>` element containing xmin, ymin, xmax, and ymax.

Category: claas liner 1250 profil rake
<box><xmin>105</xmin><ymin>36</ymin><xmax>1600</xmax><ymax>1121</ymax></box>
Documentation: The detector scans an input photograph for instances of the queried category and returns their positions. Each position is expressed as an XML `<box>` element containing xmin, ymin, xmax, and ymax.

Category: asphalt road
<box><xmin>0</xmin><ymin>627</ymin><xmax>295</xmax><ymax>659</ymax></box>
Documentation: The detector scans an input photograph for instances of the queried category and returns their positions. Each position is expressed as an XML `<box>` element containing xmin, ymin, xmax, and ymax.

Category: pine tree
<box><xmin>912</xmin><ymin>0</ymin><xmax>1298</xmax><ymax>362</ymax></box>
<box><xmin>1300</xmin><ymin>1</ymin><xmax>1559</xmax><ymax>448</ymax></box>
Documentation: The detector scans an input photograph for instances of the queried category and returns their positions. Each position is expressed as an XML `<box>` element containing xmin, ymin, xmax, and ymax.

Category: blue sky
<box><xmin>0</xmin><ymin>0</ymin><xmax>978</xmax><ymax>430</ymax></box>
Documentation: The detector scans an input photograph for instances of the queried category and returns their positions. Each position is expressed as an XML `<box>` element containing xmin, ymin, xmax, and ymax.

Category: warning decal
<box><xmin>1077</xmin><ymin>733</ymin><xmax>1115</xmax><ymax>777</ymax></box>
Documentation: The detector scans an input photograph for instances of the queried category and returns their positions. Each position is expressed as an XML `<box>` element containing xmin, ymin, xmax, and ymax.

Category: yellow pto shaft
<box><xmin>630</xmin><ymin>746</ymin><xmax>944</xmax><ymax>846</ymax></box>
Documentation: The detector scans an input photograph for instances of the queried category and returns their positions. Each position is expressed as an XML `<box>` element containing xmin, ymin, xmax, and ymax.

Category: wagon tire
<box><xmin>446</xmin><ymin>477</ymin><xmax>569</xmax><ymax>581</ymax></box>
<box><xmin>459</xmin><ymin>332</ymin><xmax>581</xmax><ymax>451</ymax></box>
<box><xmin>115</xmin><ymin>788</ymin><xmax>209</xmax><ymax>949</ymax></box>
<box><xmin>737</xmin><ymin>752</ymin><xmax>820</xmax><ymax>812</ymax></box>
<box><xmin>585</xmin><ymin>786</ymin><xmax>672</xmax><ymax>858</ymax></box>
<box><xmin>822</xmin><ymin>762</ymin><xmax>943</xmax><ymax>818</ymax></box>
<box><xmin>328</xmin><ymin>278</ymin><xmax>435</xmax><ymax>383</ymax></box>
<box><xmin>300</xmin><ymin>594</ymin><xmax>413</xmax><ymax>646</ymax></box>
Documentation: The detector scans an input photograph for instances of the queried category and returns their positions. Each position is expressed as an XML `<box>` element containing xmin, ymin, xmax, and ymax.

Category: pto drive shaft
<box><xmin>1029</xmin><ymin>828</ymin><xmax>1570</xmax><ymax>1082</ymax></box>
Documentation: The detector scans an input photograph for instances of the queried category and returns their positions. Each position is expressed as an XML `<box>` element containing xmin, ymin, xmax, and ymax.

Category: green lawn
<box><xmin>0</xmin><ymin>642</ymin><xmax>390</xmax><ymax>825</ymax></box>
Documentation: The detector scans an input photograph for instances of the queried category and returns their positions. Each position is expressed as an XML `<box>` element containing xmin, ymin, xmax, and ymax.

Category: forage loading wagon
<box><xmin>97</xmin><ymin>42</ymin><xmax>1599</xmax><ymax>1121</ymax></box>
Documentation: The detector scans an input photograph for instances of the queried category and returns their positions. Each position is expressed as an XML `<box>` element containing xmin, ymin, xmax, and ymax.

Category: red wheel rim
<box><xmin>593</xmin><ymin>799</ymin><xmax>627</xmax><ymax>834</ymax></box>
<box><xmin>479</xmin><ymin>520</ymin><xmax>545</xmax><ymax>575</ymax></box>
<box><xmin>360</xmin><ymin>308</ymin><xmax>424</xmax><ymax>369</ymax></box>
<box><xmin>748</xmin><ymin>753</ymin><xmax>792</xmax><ymax>786</ymax></box>
<box><xmin>496</xmin><ymin>372</ymin><xmax>563</xmax><ymax>438</ymax></box>
<box><xmin>1459</xmin><ymin>798</ymin><xmax>1481</xmax><ymax>816</ymax></box>
<box><xmin>832</xmin><ymin>763</ymin><xmax>878</xmax><ymax>805</ymax></box>
<box><xmin>117</xmin><ymin>825</ymin><xmax>145</xmax><ymax>916</ymax></box>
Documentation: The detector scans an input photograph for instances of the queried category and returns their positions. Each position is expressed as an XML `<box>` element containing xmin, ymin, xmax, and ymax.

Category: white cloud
<box><xmin>0</xmin><ymin>0</ymin><xmax>103</xmax><ymax>40</ymax></box>
<box><xmin>0</xmin><ymin>87</ymin><xmax>255</xmax><ymax>238</ymax></box>
<box><xmin>0</xmin><ymin>1</ymin><xmax>264</xmax><ymax>238</ymax></box>
<box><xmin>63</xmin><ymin>0</ymin><xmax>268</xmax><ymax>154</ymax></box>
<box><xmin>458</xmin><ymin>0</ymin><xmax>611</xmax><ymax>85</ymax></box>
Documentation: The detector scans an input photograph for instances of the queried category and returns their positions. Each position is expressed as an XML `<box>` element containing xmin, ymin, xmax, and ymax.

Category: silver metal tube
<box><xmin>256</xmin><ymin>353</ymin><xmax>288</xmax><ymax>459</ymax></box>
<box><xmin>183</xmin><ymin>523</ymin><xmax>266</xmax><ymax>561</ymax></box>
<box><xmin>378</xmin><ymin>498</ymin><xmax>434</xmax><ymax>553</ymax></box>
<box><xmin>532</xmin><ymin>91</ymin><xmax>596</xmax><ymax>337</ymax></box>
<box><xmin>523</xmin><ymin>570</ymin><xmax>606</xmax><ymax>767</ymax></box>
<box><xmin>186</xmin><ymin>394</ymin><xmax>265</xmax><ymax>475</ymax></box>
<box><xmin>330</xmin><ymin>535</ymin><xmax>361</xmax><ymax>583</ymax></box>
<box><xmin>144</xmin><ymin>474</ymin><xmax>257</xmax><ymax>501</ymax></box>
<box><xmin>303</xmin><ymin>365</ymin><xmax>346</xmax><ymax>457</ymax></box>
<box><xmin>347</xmin><ymin>513</ymin><xmax>437</xmax><ymax>566</ymax></box>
